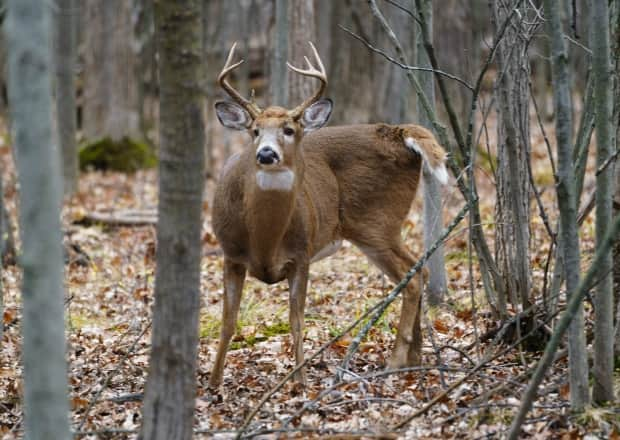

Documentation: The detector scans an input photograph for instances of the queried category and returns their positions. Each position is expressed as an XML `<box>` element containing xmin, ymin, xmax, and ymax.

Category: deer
<box><xmin>208</xmin><ymin>42</ymin><xmax>447</xmax><ymax>387</ymax></box>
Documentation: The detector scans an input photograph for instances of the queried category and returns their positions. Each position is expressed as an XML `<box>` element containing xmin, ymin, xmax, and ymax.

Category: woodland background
<box><xmin>0</xmin><ymin>0</ymin><xmax>619</xmax><ymax>439</ymax></box>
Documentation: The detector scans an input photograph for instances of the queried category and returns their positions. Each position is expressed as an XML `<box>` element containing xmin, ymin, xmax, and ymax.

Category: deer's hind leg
<box><xmin>352</xmin><ymin>239</ymin><xmax>424</xmax><ymax>368</ymax></box>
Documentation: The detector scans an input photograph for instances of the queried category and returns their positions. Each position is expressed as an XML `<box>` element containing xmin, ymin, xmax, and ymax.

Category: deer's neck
<box><xmin>244</xmin><ymin>166</ymin><xmax>302</xmax><ymax>268</ymax></box>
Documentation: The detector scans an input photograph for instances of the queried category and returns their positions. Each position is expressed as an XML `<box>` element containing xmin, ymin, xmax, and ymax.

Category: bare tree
<box><xmin>82</xmin><ymin>0</ymin><xmax>139</xmax><ymax>140</ymax></box>
<box><xmin>493</xmin><ymin>1</ymin><xmax>531</xmax><ymax>314</ymax></box>
<box><xmin>139</xmin><ymin>0</ymin><xmax>205</xmax><ymax>438</ymax></box>
<box><xmin>371</xmin><ymin>3</ymin><xmax>413</xmax><ymax>123</ymax></box>
<box><xmin>270</xmin><ymin>0</ymin><xmax>289</xmax><ymax>107</ymax></box>
<box><xmin>288</xmin><ymin>0</ymin><xmax>316</xmax><ymax>106</ymax></box>
<box><xmin>417</xmin><ymin>0</ymin><xmax>447</xmax><ymax>305</ymax></box>
<box><xmin>591</xmin><ymin>0</ymin><xmax>614</xmax><ymax>404</ymax></box>
<box><xmin>611</xmin><ymin>0</ymin><xmax>620</xmax><ymax>359</ymax></box>
<box><xmin>542</xmin><ymin>0</ymin><xmax>589</xmax><ymax>410</ymax></box>
<box><xmin>5</xmin><ymin>0</ymin><xmax>70</xmax><ymax>438</ymax></box>
<box><xmin>54</xmin><ymin>0</ymin><xmax>78</xmax><ymax>196</ymax></box>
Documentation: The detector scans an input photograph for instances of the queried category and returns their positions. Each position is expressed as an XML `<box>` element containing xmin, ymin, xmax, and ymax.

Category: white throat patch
<box><xmin>256</xmin><ymin>169</ymin><xmax>295</xmax><ymax>192</ymax></box>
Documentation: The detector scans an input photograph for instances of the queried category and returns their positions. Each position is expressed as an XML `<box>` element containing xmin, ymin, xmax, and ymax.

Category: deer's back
<box><xmin>303</xmin><ymin>124</ymin><xmax>423</xmax><ymax>240</ymax></box>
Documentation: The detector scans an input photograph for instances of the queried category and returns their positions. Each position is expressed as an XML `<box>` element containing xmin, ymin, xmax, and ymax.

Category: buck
<box><xmin>209</xmin><ymin>43</ymin><xmax>447</xmax><ymax>387</ymax></box>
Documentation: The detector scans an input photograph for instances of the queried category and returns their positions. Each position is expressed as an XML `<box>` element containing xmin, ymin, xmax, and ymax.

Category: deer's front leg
<box><xmin>209</xmin><ymin>259</ymin><xmax>246</xmax><ymax>388</ymax></box>
<box><xmin>288</xmin><ymin>263</ymin><xmax>309</xmax><ymax>385</ymax></box>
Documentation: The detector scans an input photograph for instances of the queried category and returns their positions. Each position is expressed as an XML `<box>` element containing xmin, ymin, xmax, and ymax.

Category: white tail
<box><xmin>209</xmin><ymin>43</ymin><xmax>447</xmax><ymax>387</ymax></box>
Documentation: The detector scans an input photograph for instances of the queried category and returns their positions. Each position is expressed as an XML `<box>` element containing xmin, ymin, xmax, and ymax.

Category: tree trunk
<box><xmin>493</xmin><ymin>0</ymin><xmax>532</xmax><ymax>314</ymax></box>
<box><xmin>83</xmin><ymin>0</ymin><xmax>139</xmax><ymax>141</ymax></box>
<box><xmin>134</xmin><ymin>0</ymin><xmax>157</xmax><ymax>141</ymax></box>
<box><xmin>139</xmin><ymin>0</ymin><xmax>205</xmax><ymax>438</ymax></box>
<box><xmin>5</xmin><ymin>0</ymin><xmax>70</xmax><ymax>438</ymax></box>
<box><xmin>591</xmin><ymin>0</ymin><xmax>615</xmax><ymax>404</ymax></box>
<box><xmin>288</xmin><ymin>0</ymin><xmax>316</xmax><ymax>106</ymax></box>
<box><xmin>417</xmin><ymin>0</ymin><xmax>447</xmax><ymax>305</ymax></box>
<box><xmin>611</xmin><ymin>0</ymin><xmax>620</xmax><ymax>360</ymax></box>
<box><xmin>54</xmin><ymin>0</ymin><xmax>78</xmax><ymax>196</ymax></box>
<box><xmin>371</xmin><ymin>2</ymin><xmax>412</xmax><ymax>123</ymax></box>
<box><xmin>542</xmin><ymin>0</ymin><xmax>590</xmax><ymax>411</ymax></box>
<box><xmin>270</xmin><ymin>0</ymin><xmax>289</xmax><ymax>107</ymax></box>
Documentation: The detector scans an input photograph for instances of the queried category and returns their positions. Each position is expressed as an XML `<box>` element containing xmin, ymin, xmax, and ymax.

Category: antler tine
<box><xmin>218</xmin><ymin>43</ymin><xmax>262</xmax><ymax>119</ymax></box>
<box><xmin>287</xmin><ymin>42</ymin><xmax>328</xmax><ymax>120</ymax></box>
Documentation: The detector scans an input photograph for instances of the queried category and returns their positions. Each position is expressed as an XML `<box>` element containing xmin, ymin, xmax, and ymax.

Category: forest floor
<box><xmin>1</xmin><ymin>121</ymin><xmax>618</xmax><ymax>439</ymax></box>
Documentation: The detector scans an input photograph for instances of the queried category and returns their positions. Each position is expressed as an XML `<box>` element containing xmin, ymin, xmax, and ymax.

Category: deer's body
<box><xmin>208</xmin><ymin>44</ymin><xmax>447</xmax><ymax>387</ymax></box>
<box><xmin>214</xmin><ymin>123</ymin><xmax>435</xmax><ymax>283</ymax></box>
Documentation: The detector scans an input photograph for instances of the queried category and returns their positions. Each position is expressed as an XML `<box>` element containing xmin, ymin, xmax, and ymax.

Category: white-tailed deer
<box><xmin>209</xmin><ymin>43</ymin><xmax>447</xmax><ymax>387</ymax></box>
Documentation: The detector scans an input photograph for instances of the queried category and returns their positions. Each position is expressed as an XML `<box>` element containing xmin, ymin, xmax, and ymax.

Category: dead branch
<box><xmin>73</xmin><ymin>209</ymin><xmax>157</xmax><ymax>227</ymax></box>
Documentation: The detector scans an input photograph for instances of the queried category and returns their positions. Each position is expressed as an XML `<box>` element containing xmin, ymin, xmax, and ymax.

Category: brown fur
<box><xmin>209</xmin><ymin>114</ymin><xmax>445</xmax><ymax>387</ymax></box>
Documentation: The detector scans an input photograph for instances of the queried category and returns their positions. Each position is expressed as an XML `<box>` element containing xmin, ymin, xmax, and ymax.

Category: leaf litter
<box><xmin>0</xmin><ymin>126</ymin><xmax>616</xmax><ymax>439</ymax></box>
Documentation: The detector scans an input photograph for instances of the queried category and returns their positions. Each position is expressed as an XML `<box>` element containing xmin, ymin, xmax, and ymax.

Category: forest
<box><xmin>0</xmin><ymin>0</ymin><xmax>619</xmax><ymax>439</ymax></box>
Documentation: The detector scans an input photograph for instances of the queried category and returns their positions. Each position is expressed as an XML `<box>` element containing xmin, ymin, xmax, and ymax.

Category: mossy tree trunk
<box><xmin>5</xmin><ymin>0</ymin><xmax>70</xmax><ymax>438</ymax></box>
<box><xmin>139</xmin><ymin>0</ymin><xmax>205</xmax><ymax>438</ymax></box>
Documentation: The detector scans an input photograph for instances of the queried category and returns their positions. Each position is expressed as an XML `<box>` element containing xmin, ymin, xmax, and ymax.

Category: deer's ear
<box><xmin>215</xmin><ymin>101</ymin><xmax>253</xmax><ymax>130</ymax></box>
<box><xmin>301</xmin><ymin>98</ymin><xmax>332</xmax><ymax>132</ymax></box>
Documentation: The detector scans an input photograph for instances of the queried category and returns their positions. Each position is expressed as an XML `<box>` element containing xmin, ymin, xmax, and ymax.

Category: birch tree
<box><xmin>542</xmin><ymin>0</ymin><xmax>589</xmax><ymax>410</ymax></box>
<box><xmin>5</xmin><ymin>0</ymin><xmax>70</xmax><ymax>438</ymax></box>
<box><xmin>139</xmin><ymin>0</ymin><xmax>205</xmax><ymax>438</ymax></box>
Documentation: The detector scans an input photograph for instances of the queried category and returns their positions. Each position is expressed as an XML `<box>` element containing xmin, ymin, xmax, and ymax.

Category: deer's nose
<box><xmin>256</xmin><ymin>147</ymin><xmax>279</xmax><ymax>165</ymax></box>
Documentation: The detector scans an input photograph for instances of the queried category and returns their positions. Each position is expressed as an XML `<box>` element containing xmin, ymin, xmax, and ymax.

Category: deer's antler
<box><xmin>287</xmin><ymin>42</ymin><xmax>327</xmax><ymax>120</ymax></box>
<box><xmin>219</xmin><ymin>43</ymin><xmax>262</xmax><ymax>119</ymax></box>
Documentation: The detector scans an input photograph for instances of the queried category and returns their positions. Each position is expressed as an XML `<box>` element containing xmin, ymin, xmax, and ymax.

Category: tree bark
<box><xmin>611</xmin><ymin>0</ymin><xmax>620</xmax><ymax>360</ymax></box>
<box><xmin>288</xmin><ymin>0</ymin><xmax>316</xmax><ymax>106</ymax></box>
<box><xmin>417</xmin><ymin>0</ymin><xmax>447</xmax><ymax>305</ymax></box>
<box><xmin>82</xmin><ymin>0</ymin><xmax>139</xmax><ymax>141</ymax></box>
<box><xmin>270</xmin><ymin>0</ymin><xmax>289</xmax><ymax>107</ymax></box>
<box><xmin>591</xmin><ymin>0</ymin><xmax>615</xmax><ymax>404</ymax></box>
<box><xmin>493</xmin><ymin>0</ymin><xmax>532</xmax><ymax>313</ymax></box>
<box><xmin>5</xmin><ymin>0</ymin><xmax>70</xmax><ymax>438</ymax></box>
<box><xmin>542</xmin><ymin>0</ymin><xmax>590</xmax><ymax>411</ymax></box>
<box><xmin>139</xmin><ymin>0</ymin><xmax>205</xmax><ymax>438</ymax></box>
<box><xmin>54</xmin><ymin>0</ymin><xmax>78</xmax><ymax>196</ymax></box>
<box><xmin>372</xmin><ymin>3</ymin><xmax>413</xmax><ymax>123</ymax></box>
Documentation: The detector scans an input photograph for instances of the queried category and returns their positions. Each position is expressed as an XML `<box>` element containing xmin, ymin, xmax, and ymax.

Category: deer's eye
<box><xmin>253</xmin><ymin>128</ymin><xmax>260</xmax><ymax>137</ymax></box>
<box><xmin>283</xmin><ymin>127</ymin><xmax>295</xmax><ymax>136</ymax></box>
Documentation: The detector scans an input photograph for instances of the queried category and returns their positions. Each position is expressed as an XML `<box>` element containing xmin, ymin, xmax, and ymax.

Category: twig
<box><xmin>339</xmin><ymin>26</ymin><xmax>474</xmax><ymax>90</ymax></box>
<box><xmin>595</xmin><ymin>148</ymin><xmax>619</xmax><ymax>176</ymax></box>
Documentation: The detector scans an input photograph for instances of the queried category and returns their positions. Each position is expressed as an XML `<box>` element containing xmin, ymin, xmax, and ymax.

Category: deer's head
<box><xmin>215</xmin><ymin>42</ymin><xmax>332</xmax><ymax>171</ymax></box>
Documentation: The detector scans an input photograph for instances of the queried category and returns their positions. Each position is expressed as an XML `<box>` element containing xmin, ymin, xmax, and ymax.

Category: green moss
<box><xmin>446</xmin><ymin>249</ymin><xmax>479</xmax><ymax>263</ymax></box>
<box><xmin>79</xmin><ymin>136</ymin><xmax>156</xmax><ymax>172</ymax></box>
<box><xmin>234</xmin><ymin>321</ymin><xmax>291</xmax><ymax>349</ymax></box>
<box><xmin>68</xmin><ymin>313</ymin><xmax>106</xmax><ymax>331</ymax></box>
